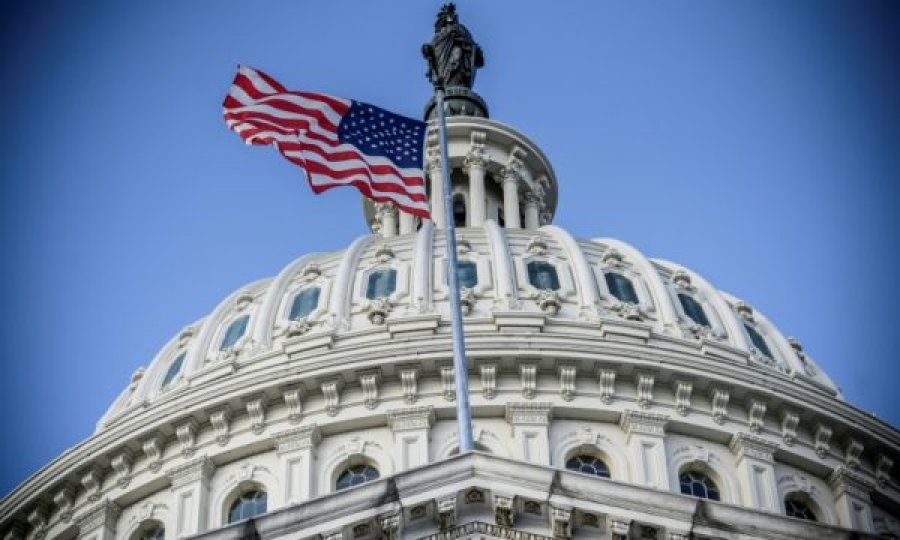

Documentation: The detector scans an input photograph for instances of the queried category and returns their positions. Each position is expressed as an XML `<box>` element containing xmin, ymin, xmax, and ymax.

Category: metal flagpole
<box><xmin>433</xmin><ymin>86</ymin><xmax>475</xmax><ymax>453</ymax></box>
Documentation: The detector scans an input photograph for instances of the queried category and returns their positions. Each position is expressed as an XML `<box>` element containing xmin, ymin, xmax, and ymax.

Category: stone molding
<box><xmin>828</xmin><ymin>467</ymin><xmax>874</xmax><ymax>502</ymax></box>
<box><xmin>619</xmin><ymin>410</ymin><xmax>668</xmax><ymax>437</ymax></box>
<box><xmin>166</xmin><ymin>456</ymin><xmax>215</xmax><ymax>490</ymax></box>
<box><xmin>386</xmin><ymin>406</ymin><xmax>435</xmax><ymax>432</ymax></box>
<box><xmin>505</xmin><ymin>402</ymin><xmax>552</xmax><ymax>425</ymax></box>
<box><xmin>274</xmin><ymin>424</ymin><xmax>321</xmax><ymax>454</ymax></box>
<box><xmin>74</xmin><ymin>499</ymin><xmax>120</xmax><ymax>534</ymax></box>
<box><xmin>729</xmin><ymin>432</ymin><xmax>778</xmax><ymax>462</ymax></box>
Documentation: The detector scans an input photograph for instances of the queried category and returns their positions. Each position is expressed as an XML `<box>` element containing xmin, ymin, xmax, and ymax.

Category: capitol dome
<box><xmin>2</xmin><ymin>7</ymin><xmax>899</xmax><ymax>540</ymax></box>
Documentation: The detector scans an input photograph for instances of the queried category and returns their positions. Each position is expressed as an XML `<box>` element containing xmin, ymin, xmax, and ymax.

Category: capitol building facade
<box><xmin>2</xmin><ymin>7</ymin><xmax>899</xmax><ymax>540</ymax></box>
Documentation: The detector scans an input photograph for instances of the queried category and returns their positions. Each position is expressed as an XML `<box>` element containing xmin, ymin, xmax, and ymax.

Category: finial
<box><xmin>422</xmin><ymin>3</ymin><xmax>489</xmax><ymax>119</ymax></box>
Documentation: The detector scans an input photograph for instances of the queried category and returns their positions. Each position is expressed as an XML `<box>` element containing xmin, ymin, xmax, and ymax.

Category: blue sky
<box><xmin>1</xmin><ymin>1</ymin><xmax>898</xmax><ymax>495</ymax></box>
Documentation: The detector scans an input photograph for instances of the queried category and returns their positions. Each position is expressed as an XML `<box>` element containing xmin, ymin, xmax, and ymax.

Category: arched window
<box><xmin>453</xmin><ymin>194</ymin><xmax>467</xmax><ymax>227</ymax></box>
<box><xmin>527</xmin><ymin>261</ymin><xmax>561</xmax><ymax>290</ymax></box>
<box><xmin>336</xmin><ymin>464</ymin><xmax>380</xmax><ymax>491</ymax></box>
<box><xmin>565</xmin><ymin>454</ymin><xmax>610</xmax><ymax>479</ymax></box>
<box><xmin>679</xmin><ymin>470</ymin><xmax>720</xmax><ymax>501</ymax></box>
<box><xmin>605</xmin><ymin>272</ymin><xmax>639</xmax><ymax>304</ymax></box>
<box><xmin>744</xmin><ymin>324</ymin><xmax>773</xmax><ymax>359</ymax></box>
<box><xmin>366</xmin><ymin>269</ymin><xmax>397</xmax><ymax>299</ymax></box>
<box><xmin>138</xmin><ymin>526</ymin><xmax>164</xmax><ymax>540</ymax></box>
<box><xmin>160</xmin><ymin>352</ymin><xmax>186</xmax><ymax>390</ymax></box>
<box><xmin>456</xmin><ymin>261</ymin><xmax>478</xmax><ymax>289</ymax></box>
<box><xmin>220</xmin><ymin>315</ymin><xmax>249</xmax><ymax>350</ymax></box>
<box><xmin>678</xmin><ymin>293</ymin><xmax>710</xmax><ymax>327</ymax></box>
<box><xmin>227</xmin><ymin>489</ymin><xmax>267</xmax><ymax>524</ymax></box>
<box><xmin>289</xmin><ymin>287</ymin><xmax>320</xmax><ymax>320</ymax></box>
<box><xmin>784</xmin><ymin>498</ymin><xmax>817</xmax><ymax>521</ymax></box>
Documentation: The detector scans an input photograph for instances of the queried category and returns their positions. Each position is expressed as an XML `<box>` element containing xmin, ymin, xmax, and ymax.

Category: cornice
<box><xmin>2</xmin><ymin>330</ymin><xmax>899</xmax><ymax>532</ymax></box>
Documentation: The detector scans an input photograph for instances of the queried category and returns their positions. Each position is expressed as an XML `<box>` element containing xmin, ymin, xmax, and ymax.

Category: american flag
<box><xmin>223</xmin><ymin>66</ymin><xmax>430</xmax><ymax>218</ymax></box>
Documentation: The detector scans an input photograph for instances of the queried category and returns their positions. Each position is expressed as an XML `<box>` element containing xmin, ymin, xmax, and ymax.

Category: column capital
<box><xmin>828</xmin><ymin>467</ymin><xmax>874</xmax><ymax>502</ymax></box>
<box><xmin>274</xmin><ymin>424</ymin><xmax>322</xmax><ymax>454</ymax></box>
<box><xmin>74</xmin><ymin>499</ymin><xmax>120</xmax><ymax>535</ymax></box>
<box><xmin>522</xmin><ymin>190</ymin><xmax>541</xmax><ymax>207</ymax></box>
<box><xmin>374</xmin><ymin>202</ymin><xmax>398</xmax><ymax>219</ymax></box>
<box><xmin>464</xmin><ymin>146</ymin><xmax>487</xmax><ymax>170</ymax></box>
<box><xmin>619</xmin><ymin>410</ymin><xmax>668</xmax><ymax>438</ymax></box>
<box><xmin>386</xmin><ymin>406</ymin><xmax>435</xmax><ymax>432</ymax></box>
<box><xmin>166</xmin><ymin>456</ymin><xmax>215</xmax><ymax>489</ymax></box>
<box><xmin>505</xmin><ymin>401</ymin><xmax>552</xmax><ymax>425</ymax></box>
<box><xmin>729</xmin><ymin>432</ymin><xmax>778</xmax><ymax>462</ymax></box>
<box><xmin>499</xmin><ymin>165</ymin><xmax>520</xmax><ymax>185</ymax></box>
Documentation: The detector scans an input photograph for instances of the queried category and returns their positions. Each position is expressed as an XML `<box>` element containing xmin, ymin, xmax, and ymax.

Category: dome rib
<box><xmin>252</xmin><ymin>252</ymin><xmax>322</xmax><ymax>347</ymax></box>
<box><xmin>328</xmin><ymin>233</ymin><xmax>376</xmax><ymax>329</ymax></box>
<box><xmin>543</xmin><ymin>225</ymin><xmax>601</xmax><ymax>320</ymax></box>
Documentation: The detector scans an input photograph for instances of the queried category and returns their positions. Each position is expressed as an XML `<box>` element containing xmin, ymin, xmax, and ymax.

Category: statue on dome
<box><xmin>422</xmin><ymin>3</ymin><xmax>484</xmax><ymax>90</ymax></box>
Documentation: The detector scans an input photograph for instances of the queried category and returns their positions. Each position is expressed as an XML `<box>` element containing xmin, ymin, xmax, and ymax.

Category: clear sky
<box><xmin>1</xmin><ymin>1</ymin><xmax>898</xmax><ymax>496</ymax></box>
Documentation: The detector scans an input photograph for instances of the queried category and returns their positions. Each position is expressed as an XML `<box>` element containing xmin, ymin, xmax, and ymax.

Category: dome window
<box><xmin>160</xmin><ymin>352</ymin><xmax>186</xmax><ymax>390</ymax></box>
<box><xmin>457</xmin><ymin>261</ymin><xmax>478</xmax><ymax>289</ymax></box>
<box><xmin>784</xmin><ymin>498</ymin><xmax>817</xmax><ymax>521</ymax></box>
<box><xmin>679</xmin><ymin>471</ymin><xmax>720</xmax><ymax>501</ymax></box>
<box><xmin>605</xmin><ymin>272</ymin><xmax>639</xmax><ymax>304</ymax></box>
<box><xmin>678</xmin><ymin>293</ymin><xmax>710</xmax><ymax>327</ymax></box>
<box><xmin>139</xmin><ymin>526</ymin><xmax>165</xmax><ymax>540</ymax></box>
<box><xmin>289</xmin><ymin>287</ymin><xmax>320</xmax><ymax>320</ymax></box>
<box><xmin>565</xmin><ymin>454</ymin><xmax>610</xmax><ymax>479</ymax></box>
<box><xmin>227</xmin><ymin>489</ymin><xmax>267</xmax><ymax>523</ymax></box>
<box><xmin>527</xmin><ymin>261</ymin><xmax>561</xmax><ymax>291</ymax></box>
<box><xmin>744</xmin><ymin>324</ymin><xmax>773</xmax><ymax>359</ymax></box>
<box><xmin>366</xmin><ymin>269</ymin><xmax>397</xmax><ymax>299</ymax></box>
<box><xmin>453</xmin><ymin>194</ymin><xmax>467</xmax><ymax>227</ymax></box>
<box><xmin>336</xmin><ymin>464</ymin><xmax>380</xmax><ymax>491</ymax></box>
<box><xmin>220</xmin><ymin>315</ymin><xmax>249</xmax><ymax>350</ymax></box>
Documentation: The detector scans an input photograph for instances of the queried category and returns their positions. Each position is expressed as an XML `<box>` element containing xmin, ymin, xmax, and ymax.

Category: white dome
<box><xmin>100</xmin><ymin>223</ymin><xmax>837</xmax><ymax>429</ymax></box>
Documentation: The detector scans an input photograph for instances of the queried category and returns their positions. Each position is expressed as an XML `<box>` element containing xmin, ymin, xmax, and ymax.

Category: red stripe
<box><xmin>310</xmin><ymin>179</ymin><xmax>430</xmax><ymax>219</ymax></box>
<box><xmin>233</xmin><ymin>72</ymin><xmax>275</xmax><ymax>100</ymax></box>
<box><xmin>226</xmin><ymin>97</ymin><xmax>340</xmax><ymax>132</ymax></box>
<box><xmin>302</xmin><ymin>161</ymin><xmax>428</xmax><ymax>202</ymax></box>
<box><xmin>290</xmin><ymin>143</ymin><xmax>426</xmax><ymax>188</ymax></box>
<box><xmin>224</xmin><ymin>111</ymin><xmax>321</xmax><ymax>135</ymax></box>
<box><xmin>252</xmin><ymin>67</ymin><xmax>288</xmax><ymax>93</ymax></box>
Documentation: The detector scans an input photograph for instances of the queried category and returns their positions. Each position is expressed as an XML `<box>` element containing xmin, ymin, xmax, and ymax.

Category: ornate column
<box><xmin>427</xmin><ymin>149</ymin><xmax>445</xmax><ymax>229</ymax></box>
<box><xmin>75</xmin><ymin>499</ymin><xmax>119</xmax><ymax>540</ymax></box>
<box><xmin>387</xmin><ymin>406</ymin><xmax>435</xmax><ymax>470</ymax></box>
<box><xmin>829</xmin><ymin>467</ymin><xmax>875</xmax><ymax>532</ymax></box>
<box><xmin>274</xmin><ymin>424</ymin><xmax>322</xmax><ymax>505</ymax></box>
<box><xmin>375</xmin><ymin>203</ymin><xmax>398</xmax><ymax>238</ymax></box>
<box><xmin>729</xmin><ymin>433</ymin><xmax>779</xmax><ymax>512</ymax></box>
<box><xmin>465</xmin><ymin>133</ymin><xmax>487</xmax><ymax>227</ymax></box>
<box><xmin>619</xmin><ymin>410</ymin><xmax>670</xmax><ymax>490</ymax></box>
<box><xmin>399</xmin><ymin>210</ymin><xmax>415</xmax><ymax>235</ymax></box>
<box><xmin>523</xmin><ymin>191</ymin><xmax>540</xmax><ymax>230</ymax></box>
<box><xmin>505</xmin><ymin>402</ymin><xmax>552</xmax><ymax>465</ymax></box>
<box><xmin>499</xmin><ymin>167</ymin><xmax>521</xmax><ymax>229</ymax></box>
<box><xmin>166</xmin><ymin>456</ymin><xmax>215</xmax><ymax>537</ymax></box>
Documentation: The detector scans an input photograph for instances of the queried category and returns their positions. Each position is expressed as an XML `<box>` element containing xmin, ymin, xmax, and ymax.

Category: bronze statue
<box><xmin>422</xmin><ymin>3</ymin><xmax>484</xmax><ymax>90</ymax></box>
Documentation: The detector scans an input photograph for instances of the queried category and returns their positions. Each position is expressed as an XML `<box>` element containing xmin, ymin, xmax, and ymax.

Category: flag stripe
<box><xmin>223</xmin><ymin>65</ymin><xmax>430</xmax><ymax>219</ymax></box>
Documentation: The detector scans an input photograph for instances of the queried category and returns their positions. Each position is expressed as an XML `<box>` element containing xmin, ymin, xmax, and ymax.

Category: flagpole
<box><xmin>433</xmin><ymin>87</ymin><xmax>475</xmax><ymax>454</ymax></box>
